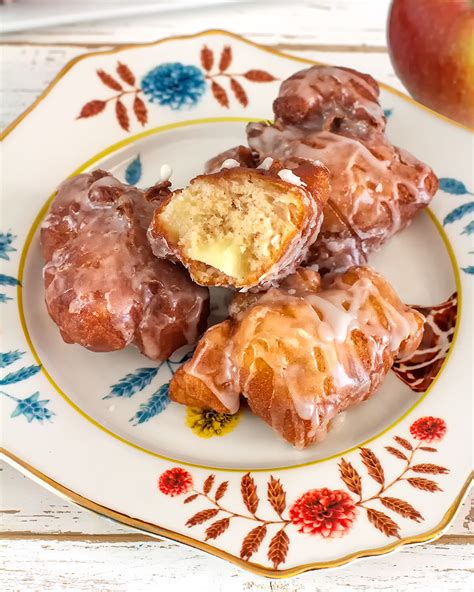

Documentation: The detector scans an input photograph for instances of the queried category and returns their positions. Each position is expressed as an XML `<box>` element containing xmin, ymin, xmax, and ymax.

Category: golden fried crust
<box><xmin>170</xmin><ymin>371</ymin><xmax>230</xmax><ymax>413</ymax></box>
<box><xmin>169</xmin><ymin>321</ymin><xmax>234</xmax><ymax>413</ymax></box>
<box><xmin>169</xmin><ymin>368</ymin><xmax>229</xmax><ymax>413</ymax></box>
<box><xmin>41</xmin><ymin>172</ymin><xmax>209</xmax><ymax>360</ymax></box>
<box><xmin>169</xmin><ymin>266</ymin><xmax>424</xmax><ymax>448</ymax></box>
<box><xmin>42</xmin><ymin>277</ymin><xmax>130</xmax><ymax>352</ymax></box>
<box><xmin>148</xmin><ymin>163</ymin><xmax>330</xmax><ymax>290</ymax></box>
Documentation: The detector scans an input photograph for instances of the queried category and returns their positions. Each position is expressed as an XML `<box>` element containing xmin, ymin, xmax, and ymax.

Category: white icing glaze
<box><xmin>248</xmin><ymin>122</ymin><xmax>436</xmax><ymax>273</ymax></box>
<box><xmin>257</xmin><ymin>156</ymin><xmax>274</xmax><ymax>170</ymax></box>
<box><xmin>245</xmin><ymin>65</ymin><xmax>437</xmax><ymax>274</ymax></box>
<box><xmin>220</xmin><ymin>158</ymin><xmax>241</xmax><ymax>170</ymax></box>
<box><xmin>277</xmin><ymin>168</ymin><xmax>306</xmax><ymax>187</ymax></box>
<box><xmin>158</xmin><ymin>164</ymin><xmax>173</xmax><ymax>183</ymax></box>
<box><xmin>180</xmin><ymin>266</ymin><xmax>423</xmax><ymax>447</ymax></box>
<box><xmin>41</xmin><ymin>171</ymin><xmax>209</xmax><ymax>360</ymax></box>
<box><xmin>275</xmin><ymin>65</ymin><xmax>385</xmax><ymax>136</ymax></box>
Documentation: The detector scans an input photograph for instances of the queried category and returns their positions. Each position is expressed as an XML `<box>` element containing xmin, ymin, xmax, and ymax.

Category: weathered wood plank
<box><xmin>1</xmin><ymin>539</ymin><xmax>472</xmax><ymax>591</ymax></box>
<box><xmin>1</xmin><ymin>0</ymin><xmax>392</xmax><ymax>46</ymax></box>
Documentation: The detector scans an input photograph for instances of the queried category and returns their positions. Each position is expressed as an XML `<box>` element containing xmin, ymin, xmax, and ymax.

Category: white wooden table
<box><xmin>1</xmin><ymin>2</ymin><xmax>473</xmax><ymax>589</ymax></box>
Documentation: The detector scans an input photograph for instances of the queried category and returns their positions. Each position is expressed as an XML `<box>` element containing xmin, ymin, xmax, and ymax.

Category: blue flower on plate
<box><xmin>0</xmin><ymin>232</ymin><xmax>16</xmax><ymax>261</ymax></box>
<box><xmin>0</xmin><ymin>232</ymin><xmax>19</xmax><ymax>303</ymax></box>
<box><xmin>10</xmin><ymin>392</ymin><xmax>54</xmax><ymax>422</ymax></box>
<box><xmin>141</xmin><ymin>63</ymin><xmax>206</xmax><ymax>110</ymax></box>
<box><xmin>1</xmin><ymin>350</ymin><xmax>55</xmax><ymax>423</ymax></box>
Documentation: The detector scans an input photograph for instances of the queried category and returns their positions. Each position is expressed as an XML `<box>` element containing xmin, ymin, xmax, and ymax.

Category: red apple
<box><xmin>388</xmin><ymin>0</ymin><xmax>474</xmax><ymax>128</ymax></box>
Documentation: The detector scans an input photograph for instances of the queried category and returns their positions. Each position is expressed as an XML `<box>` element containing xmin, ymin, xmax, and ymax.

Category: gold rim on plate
<box><xmin>1</xmin><ymin>449</ymin><xmax>472</xmax><ymax>579</ymax></box>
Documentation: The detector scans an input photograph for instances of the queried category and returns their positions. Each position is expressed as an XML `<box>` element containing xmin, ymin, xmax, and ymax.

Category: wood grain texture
<box><xmin>1</xmin><ymin>539</ymin><xmax>473</xmax><ymax>592</ymax></box>
<box><xmin>0</xmin><ymin>0</ymin><xmax>392</xmax><ymax>46</ymax></box>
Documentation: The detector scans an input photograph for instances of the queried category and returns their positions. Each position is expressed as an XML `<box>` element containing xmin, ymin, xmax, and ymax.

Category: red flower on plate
<box><xmin>410</xmin><ymin>417</ymin><xmax>447</xmax><ymax>443</ymax></box>
<box><xmin>159</xmin><ymin>467</ymin><xmax>193</xmax><ymax>496</ymax></box>
<box><xmin>289</xmin><ymin>488</ymin><xmax>357</xmax><ymax>538</ymax></box>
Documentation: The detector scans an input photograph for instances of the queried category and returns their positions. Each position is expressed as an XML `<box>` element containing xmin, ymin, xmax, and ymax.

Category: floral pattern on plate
<box><xmin>78</xmin><ymin>45</ymin><xmax>277</xmax><ymax>131</ymax></box>
<box><xmin>2</xmin><ymin>30</ymin><xmax>472</xmax><ymax>577</ymax></box>
<box><xmin>159</xmin><ymin>416</ymin><xmax>449</xmax><ymax>569</ymax></box>
<box><xmin>0</xmin><ymin>350</ymin><xmax>53</xmax><ymax>423</ymax></box>
<box><xmin>104</xmin><ymin>354</ymin><xmax>240</xmax><ymax>437</ymax></box>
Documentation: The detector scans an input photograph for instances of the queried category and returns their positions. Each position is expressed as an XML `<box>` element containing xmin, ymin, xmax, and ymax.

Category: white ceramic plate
<box><xmin>1</xmin><ymin>31</ymin><xmax>472</xmax><ymax>577</ymax></box>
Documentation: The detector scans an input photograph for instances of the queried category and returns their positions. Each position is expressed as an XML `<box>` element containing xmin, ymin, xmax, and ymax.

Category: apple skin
<box><xmin>388</xmin><ymin>0</ymin><xmax>474</xmax><ymax>128</ymax></box>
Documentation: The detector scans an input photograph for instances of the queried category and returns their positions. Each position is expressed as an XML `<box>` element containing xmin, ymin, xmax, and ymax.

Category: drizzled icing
<box><xmin>273</xmin><ymin>65</ymin><xmax>385</xmax><ymax>137</ymax></box>
<box><xmin>392</xmin><ymin>292</ymin><xmax>458</xmax><ymax>393</ymax></box>
<box><xmin>41</xmin><ymin>171</ymin><xmax>209</xmax><ymax>360</ymax></box>
<box><xmin>181</xmin><ymin>266</ymin><xmax>424</xmax><ymax>447</ymax></box>
<box><xmin>247</xmin><ymin>124</ymin><xmax>437</xmax><ymax>274</ymax></box>
<box><xmin>205</xmin><ymin>145</ymin><xmax>257</xmax><ymax>174</ymax></box>
<box><xmin>244</xmin><ymin>64</ymin><xmax>438</xmax><ymax>274</ymax></box>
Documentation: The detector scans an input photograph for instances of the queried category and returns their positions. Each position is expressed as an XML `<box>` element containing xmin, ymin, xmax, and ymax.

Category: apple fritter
<box><xmin>41</xmin><ymin>170</ymin><xmax>210</xmax><ymax>361</ymax></box>
<box><xmin>169</xmin><ymin>266</ymin><xmax>424</xmax><ymax>448</ymax></box>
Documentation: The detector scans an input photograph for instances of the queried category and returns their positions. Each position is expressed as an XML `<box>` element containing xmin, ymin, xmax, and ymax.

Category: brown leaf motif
<box><xmin>230</xmin><ymin>78</ymin><xmax>248</xmax><ymax>107</ymax></box>
<box><xmin>215</xmin><ymin>481</ymin><xmax>228</xmax><ymax>502</ymax></box>
<box><xmin>198</xmin><ymin>44</ymin><xmax>276</xmax><ymax>109</ymax></box>
<box><xmin>411</xmin><ymin>464</ymin><xmax>449</xmax><ymax>475</ymax></box>
<box><xmin>268</xmin><ymin>528</ymin><xmax>289</xmax><ymax>569</ymax></box>
<box><xmin>115</xmin><ymin>99</ymin><xmax>130</xmax><ymax>132</ymax></box>
<box><xmin>379</xmin><ymin>497</ymin><xmax>423</xmax><ymax>522</ymax></box>
<box><xmin>97</xmin><ymin>69</ymin><xmax>122</xmax><ymax>91</ymax></box>
<box><xmin>77</xmin><ymin>100</ymin><xmax>106</xmax><ymax>119</ymax></box>
<box><xmin>186</xmin><ymin>508</ymin><xmax>219</xmax><ymax>527</ymax></box>
<box><xmin>240</xmin><ymin>525</ymin><xmax>267</xmax><ymax>560</ymax></box>
<box><xmin>116</xmin><ymin>62</ymin><xmax>136</xmax><ymax>86</ymax></box>
<box><xmin>184</xmin><ymin>494</ymin><xmax>198</xmax><ymax>504</ymax></box>
<box><xmin>219</xmin><ymin>45</ymin><xmax>232</xmax><ymax>72</ymax></box>
<box><xmin>243</xmin><ymin>70</ymin><xmax>277</xmax><ymax>82</ymax></box>
<box><xmin>406</xmin><ymin>478</ymin><xmax>442</xmax><ymax>492</ymax></box>
<box><xmin>338</xmin><ymin>458</ymin><xmax>362</xmax><ymax>496</ymax></box>
<box><xmin>393</xmin><ymin>436</ymin><xmax>413</xmax><ymax>451</ymax></box>
<box><xmin>205</xmin><ymin>517</ymin><xmax>230</xmax><ymax>541</ymax></box>
<box><xmin>241</xmin><ymin>473</ymin><xmax>259</xmax><ymax>515</ymax></box>
<box><xmin>203</xmin><ymin>474</ymin><xmax>215</xmax><ymax>495</ymax></box>
<box><xmin>366</xmin><ymin>507</ymin><xmax>400</xmax><ymax>538</ymax></box>
<box><xmin>201</xmin><ymin>45</ymin><xmax>214</xmax><ymax>71</ymax></box>
<box><xmin>360</xmin><ymin>448</ymin><xmax>385</xmax><ymax>486</ymax></box>
<box><xmin>419</xmin><ymin>447</ymin><xmax>438</xmax><ymax>452</ymax></box>
<box><xmin>211</xmin><ymin>80</ymin><xmax>229</xmax><ymax>108</ymax></box>
<box><xmin>385</xmin><ymin>446</ymin><xmax>408</xmax><ymax>461</ymax></box>
<box><xmin>267</xmin><ymin>476</ymin><xmax>286</xmax><ymax>517</ymax></box>
<box><xmin>133</xmin><ymin>95</ymin><xmax>148</xmax><ymax>126</ymax></box>
<box><xmin>78</xmin><ymin>62</ymin><xmax>142</xmax><ymax>131</ymax></box>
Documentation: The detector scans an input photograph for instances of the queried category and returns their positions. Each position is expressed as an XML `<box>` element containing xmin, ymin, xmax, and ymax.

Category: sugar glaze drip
<box><xmin>185</xmin><ymin>267</ymin><xmax>424</xmax><ymax>447</ymax></box>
